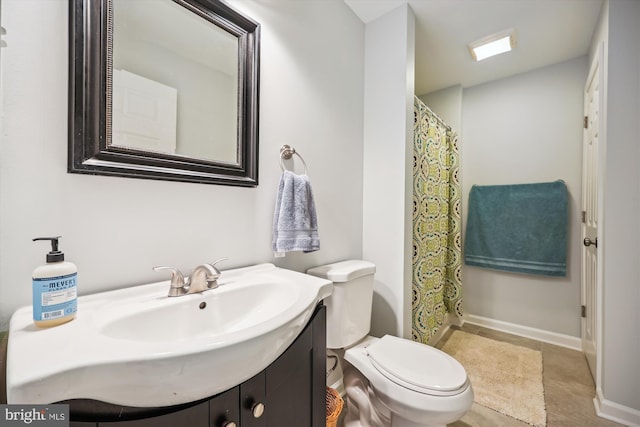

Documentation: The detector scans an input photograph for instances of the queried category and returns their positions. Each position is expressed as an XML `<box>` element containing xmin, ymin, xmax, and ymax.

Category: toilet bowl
<box><xmin>343</xmin><ymin>336</ymin><xmax>473</xmax><ymax>427</ymax></box>
<box><xmin>307</xmin><ymin>260</ymin><xmax>473</xmax><ymax>427</ymax></box>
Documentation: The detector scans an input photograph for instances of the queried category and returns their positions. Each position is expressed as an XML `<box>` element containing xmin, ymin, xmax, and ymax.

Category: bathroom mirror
<box><xmin>69</xmin><ymin>0</ymin><xmax>260</xmax><ymax>186</ymax></box>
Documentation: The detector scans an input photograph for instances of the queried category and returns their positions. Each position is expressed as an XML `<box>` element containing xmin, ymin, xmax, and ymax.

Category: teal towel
<box><xmin>464</xmin><ymin>181</ymin><xmax>568</xmax><ymax>277</ymax></box>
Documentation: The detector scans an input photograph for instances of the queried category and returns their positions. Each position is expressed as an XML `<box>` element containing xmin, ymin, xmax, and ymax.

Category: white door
<box><xmin>112</xmin><ymin>69</ymin><xmax>178</xmax><ymax>154</ymax></box>
<box><xmin>581</xmin><ymin>46</ymin><xmax>602</xmax><ymax>380</ymax></box>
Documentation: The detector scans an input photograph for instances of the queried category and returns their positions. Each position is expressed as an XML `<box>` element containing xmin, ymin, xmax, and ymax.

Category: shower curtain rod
<box><xmin>414</xmin><ymin>95</ymin><xmax>452</xmax><ymax>132</ymax></box>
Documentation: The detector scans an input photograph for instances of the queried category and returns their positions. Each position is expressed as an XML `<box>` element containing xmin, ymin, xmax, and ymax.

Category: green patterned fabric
<box><xmin>412</xmin><ymin>97</ymin><xmax>463</xmax><ymax>344</ymax></box>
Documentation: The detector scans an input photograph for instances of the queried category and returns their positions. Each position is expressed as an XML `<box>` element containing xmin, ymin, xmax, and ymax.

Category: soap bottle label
<box><xmin>32</xmin><ymin>273</ymin><xmax>78</xmax><ymax>321</ymax></box>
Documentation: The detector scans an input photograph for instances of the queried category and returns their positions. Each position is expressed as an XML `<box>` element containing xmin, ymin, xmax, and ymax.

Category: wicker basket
<box><xmin>326</xmin><ymin>387</ymin><xmax>344</xmax><ymax>427</ymax></box>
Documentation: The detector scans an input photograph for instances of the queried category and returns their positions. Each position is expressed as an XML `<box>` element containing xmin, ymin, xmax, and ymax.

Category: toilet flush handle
<box><xmin>327</xmin><ymin>354</ymin><xmax>339</xmax><ymax>377</ymax></box>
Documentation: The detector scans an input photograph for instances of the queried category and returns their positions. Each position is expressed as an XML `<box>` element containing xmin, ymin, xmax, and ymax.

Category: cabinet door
<box><xmin>265</xmin><ymin>325</ymin><xmax>311</xmax><ymax>426</ymax></box>
<box><xmin>210</xmin><ymin>387</ymin><xmax>240</xmax><ymax>427</ymax></box>
<box><xmin>98</xmin><ymin>401</ymin><xmax>208</xmax><ymax>427</ymax></box>
<box><xmin>240</xmin><ymin>372</ymin><xmax>266</xmax><ymax>427</ymax></box>
<box><xmin>310</xmin><ymin>304</ymin><xmax>327</xmax><ymax>427</ymax></box>
<box><xmin>264</xmin><ymin>304</ymin><xmax>325</xmax><ymax>427</ymax></box>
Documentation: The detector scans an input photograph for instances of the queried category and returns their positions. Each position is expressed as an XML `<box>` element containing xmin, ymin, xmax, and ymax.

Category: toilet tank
<box><xmin>306</xmin><ymin>260</ymin><xmax>376</xmax><ymax>349</ymax></box>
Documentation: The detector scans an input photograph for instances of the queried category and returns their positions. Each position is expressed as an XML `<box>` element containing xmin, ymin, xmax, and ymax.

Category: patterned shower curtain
<box><xmin>412</xmin><ymin>96</ymin><xmax>463</xmax><ymax>344</ymax></box>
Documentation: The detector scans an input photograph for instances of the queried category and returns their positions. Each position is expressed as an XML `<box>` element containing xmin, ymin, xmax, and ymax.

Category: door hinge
<box><xmin>581</xmin><ymin>305</ymin><xmax>586</xmax><ymax>318</ymax></box>
<box><xmin>584</xmin><ymin>116</ymin><xmax>589</xmax><ymax>129</ymax></box>
<box><xmin>582</xmin><ymin>211</ymin><xmax>586</xmax><ymax>223</ymax></box>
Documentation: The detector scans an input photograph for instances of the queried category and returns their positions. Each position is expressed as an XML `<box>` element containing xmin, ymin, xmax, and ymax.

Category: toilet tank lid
<box><xmin>306</xmin><ymin>260</ymin><xmax>376</xmax><ymax>282</ymax></box>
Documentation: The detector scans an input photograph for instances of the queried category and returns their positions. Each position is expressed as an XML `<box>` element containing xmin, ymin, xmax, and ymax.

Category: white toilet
<box><xmin>307</xmin><ymin>260</ymin><xmax>474</xmax><ymax>427</ymax></box>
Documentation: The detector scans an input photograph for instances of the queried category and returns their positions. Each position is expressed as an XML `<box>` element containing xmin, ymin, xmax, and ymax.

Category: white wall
<box><xmin>597</xmin><ymin>0</ymin><xmax>640</xmax><ymax>416</ymax></box>
<box><xmin>460</xmin><ymin>56</ymin><xmax>587</xmax><ymax>338</ymax></box>
<box><xmin>418</xmin><ymin>85</ymin><xmax>463</xmax><ymax>134</ymax></box>
<box><xmin>362</xmin><ymin>4</ymin><xmax>415</xmax><ymax>339</ymax></box>
<box><xmin>0</xmin><ymin>0</ymin><xmax>365</xmax><ymax>330</ymax></box>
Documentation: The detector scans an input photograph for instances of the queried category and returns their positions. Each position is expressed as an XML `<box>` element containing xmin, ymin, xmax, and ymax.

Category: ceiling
<box><xmin>345</xmin><ymin>0</ymin><xmax>604</xmax><ymax>95</ymax></box>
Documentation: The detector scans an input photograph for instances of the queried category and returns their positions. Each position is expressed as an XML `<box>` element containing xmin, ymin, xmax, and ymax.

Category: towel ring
<box><xmin>279</xmin><ymin>144</ymin><xmax>308</xmax><ymax>174</ymax></box>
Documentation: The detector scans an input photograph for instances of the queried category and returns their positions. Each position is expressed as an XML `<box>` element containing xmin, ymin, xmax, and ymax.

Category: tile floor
<box><xmin>438</xmin><ymin>324</ymin><xmax>625</xmax><ymax>427</ymax></box>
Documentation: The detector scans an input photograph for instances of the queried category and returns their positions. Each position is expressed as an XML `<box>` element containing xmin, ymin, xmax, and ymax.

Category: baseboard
<box><xmin>462</xmin><ymin>313</ymin><xmax>582</xmax><ymax>350</ymax></box>
<box><xmin>428</xmin><ymin>313</ymin><xmax>463</xmax><ymax>346</ymax></box>
<box><xmin>594</xmin><ymin>387</ymin><xmax>640</xmax><ymax>427</ymax></box>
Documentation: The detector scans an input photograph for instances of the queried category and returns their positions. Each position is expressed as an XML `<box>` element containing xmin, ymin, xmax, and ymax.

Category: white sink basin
<box><xmin>6</xmin><ymin>263</ymin><xmax>333</xmax><ymax>407</ymax></box>
<box><xmin>96</xmin><ymin>278</ymin><xmax>297</xmax><ymax>343</ymax></box>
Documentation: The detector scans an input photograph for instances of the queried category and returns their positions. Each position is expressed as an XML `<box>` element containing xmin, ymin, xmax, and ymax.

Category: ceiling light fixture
<box><xmin>468</xmin><ymin>29</ymin><xmax>516</xmax><ymax>61</ymax></box>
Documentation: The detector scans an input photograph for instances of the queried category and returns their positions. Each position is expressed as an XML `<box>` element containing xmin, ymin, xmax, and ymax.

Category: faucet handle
<box><xmin>153</xmin><ymin>267</ymin><xmax>187</xmax><ymax>295</ymax></box>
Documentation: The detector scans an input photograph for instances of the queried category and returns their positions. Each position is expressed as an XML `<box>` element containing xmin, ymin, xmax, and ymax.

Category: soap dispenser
<box><xmin>32</xmin><ymin>236</ymin><xmax>77</xmax><ymax>327</ymax></box>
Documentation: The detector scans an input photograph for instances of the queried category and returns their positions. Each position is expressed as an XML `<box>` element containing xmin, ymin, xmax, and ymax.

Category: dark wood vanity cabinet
<box><xmin>69</xmin><ymin>303</ymin><xmax>326</xmax><ymax>427</ymax></box>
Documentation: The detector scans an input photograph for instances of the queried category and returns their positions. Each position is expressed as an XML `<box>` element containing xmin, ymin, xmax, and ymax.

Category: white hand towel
<box><xmin>272</xmin><ymin>170</ymin><xmax>320</xmax><ymax>257</ymax></box>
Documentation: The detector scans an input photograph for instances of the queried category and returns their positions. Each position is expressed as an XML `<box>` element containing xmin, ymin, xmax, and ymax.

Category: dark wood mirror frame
<box><xmin>68</xmin><ymin>0</ymin><xmax>260</xmax><ymax>187</ymax></box>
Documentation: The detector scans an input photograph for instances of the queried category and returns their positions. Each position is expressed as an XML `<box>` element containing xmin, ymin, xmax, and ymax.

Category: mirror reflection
<box><xmin>112</xmin><ymin>0</ymin><xmax>239</xmax><ymax>164</ymax></box>
<box><xmin>68</xmin><ymin>0</ymin><xmax>259</xmax><ymax>186</ymax></box>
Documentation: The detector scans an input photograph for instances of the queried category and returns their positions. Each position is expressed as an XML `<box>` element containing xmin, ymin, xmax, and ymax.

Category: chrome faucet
<box><xmin>153</xmin><ymin>258</ymin><xmax>228</xmax><ymax>297</ymax></box>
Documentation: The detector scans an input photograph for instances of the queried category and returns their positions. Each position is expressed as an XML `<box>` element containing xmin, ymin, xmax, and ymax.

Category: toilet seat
<box><xmin>343</xmin><ymin>335</ymin><xmax>474</xmax><ymax>424</ymax></box>
<box><xmin>365</xmin><ymin>335</ymin><xmax>468</xmax><ymax>396</ymax></box>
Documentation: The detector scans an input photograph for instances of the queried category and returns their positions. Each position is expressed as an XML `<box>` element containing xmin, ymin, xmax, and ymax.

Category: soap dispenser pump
<box><xmin>32</xmin><ymin>236</ymin><xmax>78</xmax><ymax>327</ymax></box>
